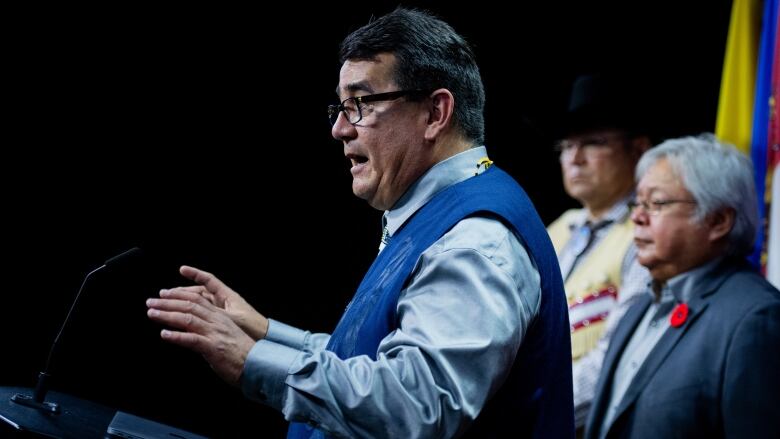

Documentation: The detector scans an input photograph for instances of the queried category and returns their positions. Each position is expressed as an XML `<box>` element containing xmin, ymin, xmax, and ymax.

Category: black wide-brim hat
<box><xmin>558</xmin><ymin>73</ymin><xmax>654</xmax><ymax>139</ymax></box>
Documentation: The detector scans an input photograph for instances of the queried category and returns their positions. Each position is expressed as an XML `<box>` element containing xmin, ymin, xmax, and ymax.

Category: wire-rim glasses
<box><xmin>628</xmin><ymin>198</ymin><xmax>698</xmax><ymax>215</ymax></box>
<box><xmin>554</xmin><ymin>133</ymin><xmax>627</xmax><ymax>160</ymax></box>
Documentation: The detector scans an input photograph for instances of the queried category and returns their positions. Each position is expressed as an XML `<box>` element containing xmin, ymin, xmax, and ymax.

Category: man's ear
<box><xmin>424</xmin><ymin>88</ymin><xmax>455</xmax><ymax>142</ymax></box>
<box><xmin>707</xmin><ymin>207</ymin><xmax>736</xmax><ymax>243</ymax></box>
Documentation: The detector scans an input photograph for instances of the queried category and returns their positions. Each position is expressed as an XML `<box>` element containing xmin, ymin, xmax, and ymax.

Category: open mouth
<box><xmin>346</xmin><ymin>153</ymin><xmax>368</xmax><ymax>167</ymax></box>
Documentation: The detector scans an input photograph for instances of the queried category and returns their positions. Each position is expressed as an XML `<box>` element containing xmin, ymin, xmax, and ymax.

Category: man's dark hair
<box><xmin>339</xmin><ymin>8</ymin><xmax>485</xmax><ymax>144</ymax></box>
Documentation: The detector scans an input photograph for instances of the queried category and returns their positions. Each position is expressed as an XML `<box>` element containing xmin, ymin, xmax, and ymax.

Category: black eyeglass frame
<box><xmin>327</xmin><ymin>89</ymin><xmax>430</xmax><ymax>126</ymax></box>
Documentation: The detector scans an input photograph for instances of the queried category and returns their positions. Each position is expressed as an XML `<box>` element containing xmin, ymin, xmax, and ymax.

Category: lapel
<box><xmin>607</xmin><ymin>261</ymin><xmax>739</xmax><ymax>429</ymax></box>
<box><xmin>585</xmin><ymin>293</ymin><xmax>652</xmax><ymax>439</ymax></box>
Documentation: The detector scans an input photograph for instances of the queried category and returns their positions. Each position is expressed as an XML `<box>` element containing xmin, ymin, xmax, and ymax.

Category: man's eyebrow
<box><xmin>335</xmin><ymin>82</ymin><xmax>373</xmax><ymax>97</ymax></box>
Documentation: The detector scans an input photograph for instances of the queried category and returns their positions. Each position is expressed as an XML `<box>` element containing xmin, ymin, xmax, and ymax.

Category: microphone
<box><xmin>11</xmin><ymin>247</ymin><xmax>143</xmax><ymax>413</ymax></box>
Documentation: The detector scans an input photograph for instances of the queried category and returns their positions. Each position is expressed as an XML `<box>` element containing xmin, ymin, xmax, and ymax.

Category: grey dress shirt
<box><xmin>241</xmin><ymin>146</ymin><xmax>542</xmax><ymax>438</ymax></box>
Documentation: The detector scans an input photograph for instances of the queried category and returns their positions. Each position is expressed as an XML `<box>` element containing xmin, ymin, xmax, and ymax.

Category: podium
<box><xmin>1</xmin><ymin>386</ymin><xmax>210</xmax><ymax>439</ymax></box>
<box><xmin>0</xmin><ymin>386</ymin><xmax>115</xmax><ymax>438</ymax></box>
<box><xmin>0</xmin><ymin>248</ymin><xmax>212</xmax><ymax>438</ymax></box>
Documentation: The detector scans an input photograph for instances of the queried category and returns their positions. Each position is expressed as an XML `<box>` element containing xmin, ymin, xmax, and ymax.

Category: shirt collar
<box><xmin>567</xmin><ymin>193</ymin><xmax>634</xmax><ymax>231</ymax></box>
<box><xmin>382</xmin><ymin>146</ymin><xmax>488</xmax><ymax>238</ymax></box>
<box><xmin>650</xmin><ymin>256</ymin><xmax>725</xmax><ymax>303</ymax></box>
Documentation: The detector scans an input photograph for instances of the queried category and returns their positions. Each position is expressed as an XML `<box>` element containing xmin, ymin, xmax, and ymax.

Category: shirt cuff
<box><xmin>265</xmin><ymin>319</ymin><xmax>308</xmax><ymax>349</ymax></box>
<box><xmin>241</xmin><ymin>339</ymin><xmax>301</xmax><ymax>410</ymax></box>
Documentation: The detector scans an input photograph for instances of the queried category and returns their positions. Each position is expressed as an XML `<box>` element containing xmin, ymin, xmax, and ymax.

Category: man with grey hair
<box><xmin>585</xmin><ymin>134</ymin><xmax>780</xmax><ymax>438</ymax></box>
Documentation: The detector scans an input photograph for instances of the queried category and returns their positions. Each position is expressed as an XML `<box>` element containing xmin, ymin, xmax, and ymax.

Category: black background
<box><xmin>2</xmin><ymin>1</ymin><xmax>732</xmax><ymax>437</ymax></box>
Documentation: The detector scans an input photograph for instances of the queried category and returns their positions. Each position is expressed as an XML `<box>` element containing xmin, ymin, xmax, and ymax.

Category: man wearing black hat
<box><xmin>547</xmin><ymin>74</ymin><xmax>653</xmax><ymax>430</ymax></box>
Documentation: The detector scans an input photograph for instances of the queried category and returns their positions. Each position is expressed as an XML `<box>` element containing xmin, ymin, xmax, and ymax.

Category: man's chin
<box><xmin>635</xmin><ymin>253</ymin><xmax>656</xmax><ymax>270</ymax></box>
<box><xmin>351</xmin><ymin>185</ymin><xmax>373</xmax><ymax>202</ymax></box>
<box><xmin>565</xmin><ymin>188</ymin><xmax>594</xmax><ymax>204</ymax></box>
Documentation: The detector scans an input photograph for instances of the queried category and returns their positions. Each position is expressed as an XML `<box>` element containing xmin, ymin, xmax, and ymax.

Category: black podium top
<box><xmin>0</xmin><ymin>386</ymin><xmax>115</xmax><ymax>439</ymax></box>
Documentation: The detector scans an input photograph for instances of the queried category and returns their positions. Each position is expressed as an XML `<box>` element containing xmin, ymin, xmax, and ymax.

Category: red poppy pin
<box><xmin>670</xmin><ymin>303</ymin><xmax>689</xmax><ymax>328</ymax></box>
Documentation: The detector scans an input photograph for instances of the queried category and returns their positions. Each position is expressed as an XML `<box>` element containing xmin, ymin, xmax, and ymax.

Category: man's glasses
<box><xmin>328</xmin><ymin>90</ymin><xmax>429</xmax><ymax>126</ymax></box>
<box><xmin>554</xmin><ymin>134</ymin><xmax>625</xmax><ymax>159</ymax></box>
<box><xmin>628</xmin><ymin>198</ymin><xmax>697</xmax><ymax>215</ymax></box>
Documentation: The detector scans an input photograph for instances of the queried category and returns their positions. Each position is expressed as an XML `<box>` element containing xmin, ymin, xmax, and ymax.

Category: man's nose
<box><xmin>331</xmin><ymin>112</ymin><xmax>357</xmax><ymax>141</ymax></box>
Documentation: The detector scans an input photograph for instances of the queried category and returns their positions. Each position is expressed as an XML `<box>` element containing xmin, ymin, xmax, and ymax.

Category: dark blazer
<box><xmin>585</xmin><ymin>260</ymin><xmax>780</xmax><ymax>439</ymax></box>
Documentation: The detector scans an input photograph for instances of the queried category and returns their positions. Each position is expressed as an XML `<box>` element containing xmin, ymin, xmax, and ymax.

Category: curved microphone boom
<box><xmin>11</xmin><ymin>247</ymin><xmax>142</xmax><ymax>413</ymax></box>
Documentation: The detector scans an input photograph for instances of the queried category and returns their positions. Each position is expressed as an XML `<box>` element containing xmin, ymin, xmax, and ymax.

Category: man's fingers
<box><xmin>180</xmin><ymin>265</ymin><xmax>224</xmax><ymax>290</ymax></box>
<box><xmin>172</xmin><ymin>286</ymin><xmax>206</xmax><ymax>294</ymax></box>
<box><xmin>201</xmin><ymin>291</ymin><xmax>217</xmax><ymax>304</ymax></box>
<box><xmin>147</xmin><ymin>296</ymin><xmax>220</xmax><ymax>323</ymax></box>
<box><xmin>147</xmin><ymin>307</ymin><xmax>208</xmax><ymax>333</ymax></box>
<box><xmin>159</xmin><ymin>329</ymin><xmax>206</xmax><ymax>351</ymax></box>
<box><xmin>158</xmin><ymin>289</ymin><xmax>214</xmax><ymax>308</ymax></box>
<box><xmin>179</xmin><ymin>265</ymin><xmax>232</xmax><ymax>302</ymax></box>
<box><xmin>160</xmin><ymin>286</ymin><xmax>218</xmax><ymax>306</ymax></box>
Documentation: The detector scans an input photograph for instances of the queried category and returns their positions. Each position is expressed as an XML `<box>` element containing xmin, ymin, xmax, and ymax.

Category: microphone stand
<box><xmin>11</xmin><ymin>265</ymin><xmax>105</xmax><ymax>414</ymax></box>
<box><xmin>0</xmin><ymin>247</ymin><xmax>141</xmax><ymax>438</ymax></box>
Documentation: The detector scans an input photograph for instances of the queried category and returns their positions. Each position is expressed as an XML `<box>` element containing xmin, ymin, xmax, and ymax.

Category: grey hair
<box><xmin>635</xmin><ymin>133</ymin><xmax>758</xmax><ymax>258</ymax></box>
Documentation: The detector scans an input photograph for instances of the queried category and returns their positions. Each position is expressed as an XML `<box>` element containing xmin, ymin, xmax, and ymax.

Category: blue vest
<box><xmin>289</xmin><ymin>167</ymin><xmax>574</xmax><ymax>438</ymax></box>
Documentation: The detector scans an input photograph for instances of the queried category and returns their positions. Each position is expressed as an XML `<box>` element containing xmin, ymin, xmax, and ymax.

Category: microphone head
<box><xmin>104</xmin><ymin>247</ymin><xmax>143</xmax><ymax>267</ymax></box>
